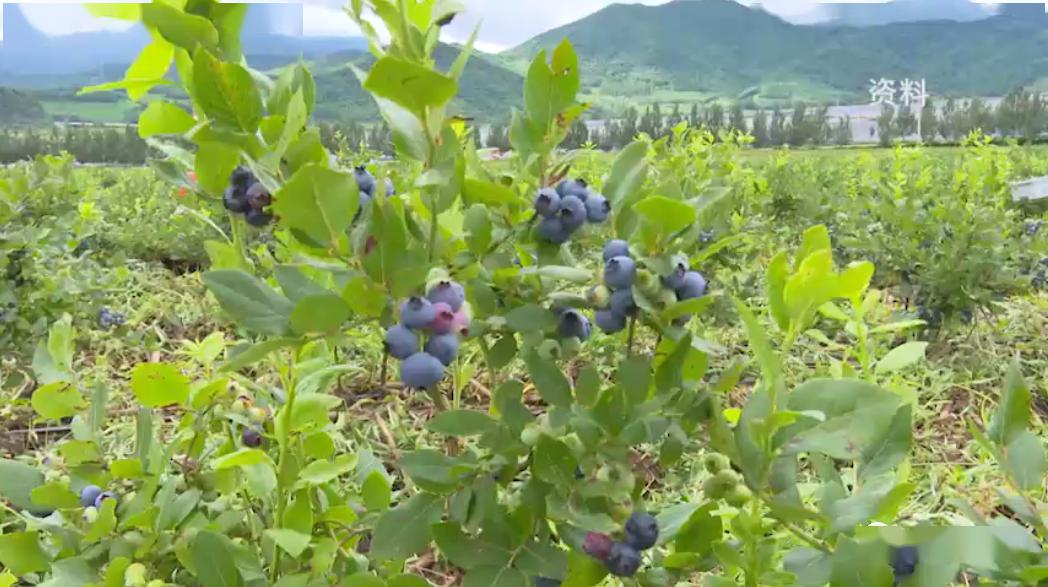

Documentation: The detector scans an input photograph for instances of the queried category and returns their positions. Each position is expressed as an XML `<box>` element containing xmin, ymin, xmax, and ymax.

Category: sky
<box><xmin>1</xmin><ymin>0</ymin><xmax>1007</xmax><ymax>53</ymax></box>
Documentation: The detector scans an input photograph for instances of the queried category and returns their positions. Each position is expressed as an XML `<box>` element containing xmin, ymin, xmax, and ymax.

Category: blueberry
<box><xmin>428</xmin><ymin>302</ymin><xmax>457</xmax><ymax>335</ymax></box>
<box><xmin>585</xmin><ymin>195</ymin><xmax>610</xmax><ymax>223</ymax></box>
<box><xmin>558</xmin><ymin>196</ymin><xmax>587</xmax><ymax>230</ymax></box>
<box><xmin>625</xmin><ymin>512</ymin><xmax>659</xmax><ymax>551</ymax></box>
<box><xmin>400</xmin><ymin>297</ymin><xmax>437</xmax><ymax>330</ymax></box>
<box><xmin>556</xmin><ymin>178</ymin><xmax>589</xmax><ymax>200</ymax></box>
<box><xmin>245</xmin><ymin>182</ymin><xmax>271</xmax><ymax>210</ymax></box>
<box><xmin>424</xmin><ymin>334</ymin><xmax>460</xmax><ymax>366</ymax></box>
<box><xmin>223</xmin><ymin>186</ymin><xmax>249</xmax><ymax>213</ymax></box>
<box><xmin>451</xmin><ymin>307</ymin><xmax>471</xmax><ymax>337</ymax></box>
<box><xmin>534</xmin><ymin>188</ymin><xmax>561</xmax><ymax>218</ymax></box>
<box><xmin>427</xmin><ymin>281</ymin><xmax>466</xmax><ymax>312</ymax></box>
<box><xmin>675</xmin><ymin>271</ymin><xmax>707</xmax><ymax>300</ymax></box>
<box><xmin>582</xmin><ymin>531</ymin><xmax>613</xmax><ymax>560</ymax></box>
<box><xmin>354</xmin><ymin>166</ymin><xmax>376</xmax><ymax>195</ymax></box>
<box><xmin>242</xmin><ymin>427</ymin><xmax>262</xmax><ymax>447</ymax></box>
<box><xmin>605</xmin><ymin>542</ymin><xmax>641</xmax><ymax>577</ymax></box>
<box><xmin>80</xmin><ymin>485</ymin><xmax>102</xmax><ymax>508</ymax></box>
<box><xmin>384</xmin><ymin>325</ymin><xmax>419</xmax><ymax>360</ymax></box>
<box><xmin>662</xmin><ymin>255</ymin><xmax>690</xmax><ymax>290</ymax></box>
<box><xmin>609</xmin><ymin>289</ymin><xmax>636</xmax><ymax>316</ymax></box>
<box><xmin>231</xmin><ymin>167</ymin><xmax>253</xmax><ymax>188</ymax></box>
<box><xmin>603</xmin><ymin>240</ymin><xmax>630</xmax><ymax>262</ymax></box>
<box><xmin>557</xmin><ymin>309</ymin><xmax>592</xmax><ymax>341</ymax></box>
<box><xmin>245</xmin><ymin>209</ymin><xmax>273</xmax><ymax>227</ymax></box>
<box><xmin>94</xmin><ymin>491</ymin><xmax>116</xmax><ymax>509</ymax></box>
<box><xmin>537</xmin><ymin>216</ymin><xmax>571</xmax><ymax>245</ymax></box>
<box><xmin>595</xmin><ymin>309</ymin><xmax>627</xmax><ymax>333</ymax></box>
<box><xmin>400</xmin><ymin>352</ymin><xmax>446</xmax><ymax>389</ymax></box>
<box><xmin>890</xmin><ymin>545</ymin><xmax>919</xmax><ymax>584</ymax></box>
<box><xmin>604</xmin><ymin>256</ymin><xmax>637</xmax><ymax>291</ymax></box>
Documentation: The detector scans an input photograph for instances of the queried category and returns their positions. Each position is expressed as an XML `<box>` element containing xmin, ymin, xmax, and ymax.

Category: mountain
<box><xmin>505</xmin><ymin>0</ymin><xmax>1048</xmax><ymax>105</ymax></box>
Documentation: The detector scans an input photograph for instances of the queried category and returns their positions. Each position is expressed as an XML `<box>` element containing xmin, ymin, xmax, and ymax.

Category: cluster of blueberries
<box><xmin>583</xmin><ymin>512</ymin><xmax>659</xmax><ymax>577</ymax></box>
<box><xmin>535</xmin><ymin>179</ymin><xmax>611</xmax><ymax>245</ymax></box>
<box><xmin>97</xmin><ymin>307</ymin><xmax>125</xmax><ymax>330</ymax></box>
<box><xmin>701</xmin><ymin>453</ymin><xmax>753</xmax><ymax>507</ymax></box>
<box><xmin>353</xmin><ymin>166</ymin><xmax>394</xmax><ymax>218</ymax></box>
<box><xmin>592</xmin><ymin>240</ymin><xmax>707</xmax><ymax>333</ymax></box>
<box><xmin>385</xmin><ymin>281</ymin><xmax>471</xmax><ymax>390</ymax></box>
<box><xmin>79</xmin><ymin>484</ymin><xmax>117</xmax><ymax>509</ymax></box>
<box><xmin>223</xmin><ymin>167</ymin><xmax>273</xmax><ymax>227</ymax></box>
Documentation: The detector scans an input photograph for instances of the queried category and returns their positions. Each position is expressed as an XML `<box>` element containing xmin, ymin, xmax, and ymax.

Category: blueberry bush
<box><xmin>1</xmin><ymin>2</ymin><xmax>1047</xmax><ymax>587</ymax></box>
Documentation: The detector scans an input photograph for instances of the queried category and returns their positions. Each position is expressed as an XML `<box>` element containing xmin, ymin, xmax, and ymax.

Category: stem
<box><xmin>427</xmin><ymin>196</ymin><xmax>439</xmax><ymax>263</ymax></box>
<box><xmin>378</xmin><ymin>350</ymin><xmax>389</xmax><ymax>391</ymax></box>
<box><xmin>626</xmin><ymin>315</ymin><xmax>637</xmax><ymax>357</ymax></box>
<box><xmin>783</xmin><ymin>521</ymin><xmax>833</xmax><ymax>554</ymax></box>
<box><xmin>271</xmin><ymin>347</ymin><xmax>302</xmax><ymax>581</ymax></box>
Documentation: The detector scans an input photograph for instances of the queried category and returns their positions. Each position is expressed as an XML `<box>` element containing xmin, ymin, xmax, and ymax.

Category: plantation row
<box><xmin>2</xmin><ymin>2</ymin><xmax>1048</xmax><ymax>587</ymax></box>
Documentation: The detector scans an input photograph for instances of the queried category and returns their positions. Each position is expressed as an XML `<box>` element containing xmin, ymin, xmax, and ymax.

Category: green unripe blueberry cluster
<box><xmin>701</xmin><ymin>453</ymin><xmax>752</xmax><ymax>507</ymax></box>
<box><xmin>388</xmin><ymin>280</ymin><xmax>471</xmax><ymax>390</ymax></box>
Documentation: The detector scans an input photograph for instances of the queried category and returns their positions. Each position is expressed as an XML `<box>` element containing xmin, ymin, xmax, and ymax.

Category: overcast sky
<box><xmin>3</xmin><ymin>0</ymin><xmax>1003</xmax><ymax>53</ymax></box>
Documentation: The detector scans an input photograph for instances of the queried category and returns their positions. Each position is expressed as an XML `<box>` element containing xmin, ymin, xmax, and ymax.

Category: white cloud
<box><xmin>18</xmin><ymin>3</ymin><xmax>136</xmax><ymax>35</ymax></box>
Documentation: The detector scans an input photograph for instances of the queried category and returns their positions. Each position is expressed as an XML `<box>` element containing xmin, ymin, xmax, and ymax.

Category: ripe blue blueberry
<box><xmin>557</xmin><ymin>309</ymin><xmax>592</xmax><ymax>341</ymax></box>
<box><xmin>223</xmin><ymin>187</ymin><xmax>249</xmax><ymax>213</ymax></box>
<box><xmin>556</xmin><ymin>178</ymin><xmax>590</xmax><ymax>201</ymax></box>
<box><xmin>80</xmin><ymin>485</ymin><xmax>102</xmax><ymax>508</ymax></box>
<box><xmin>427</xmin><ymin>281</ymin><xmax>466</xmax><ymax>312</ymax></box>
<box><xmin>604</xmin><ymin>256</ymin><xmax>637</xmax><ymax>291</ymax></box>
<box><xmin>231</xmin><ymin>167</ymin><xmax>254</xmax><ymax>189</ymax></box>
<box><xmin>675</xmin><ymin>271</ymin><xmax>707</xmax><ymax>300</ymax></box>
<box><xmin>605</xmin><ymin>542</ymin><xmax>641</xmax><ymax>577</ymax></box>
<box><xmin>624</xmin><ymin>512</ymin><xmax>659</xmax><ymax>550</ymax></box>
<box><xmin>558</xmin><ymin>196</ymin><xmax>587</xmax><ymax>230</ymax></box>
<box><xmin>585</xmin><ymin>195</ymin><xmax>610</xmax><ymax>223</ymax></box>
<box><xmin>609</xmin><ymin>289</ymin><xmax>636</xmax><ymax>316</ymax></box>
<box><xmin>400</xmin><ymin>297</ymin><xmax>437</xmax><ymax>330</ymax></box>
<box><xmin>245</xmin><ymin>182</ymin><xmax>271</xmax><ymax>210</ymax></box>
<box><xmin>242</xmin><ymin>427</ymin><xmax>262</xmax><ymax>447</ymax></box>
<box><xmin>384</xmin><ymin>325</ymin><xmax>419</xmax><ymax>360</ymax></box>
<box><xmin>245</xmin><ymin>209</ymin><xmax>273</xmax><ymax>227</ymax></box>
<box><xmin>534</xmin><ymin>188</ymin><xmax>561</xmax><ymax>218</ymax></box>
<box><xmin>533</xmin><ymin>578</ymin><xmax>561</xmax><ymax>587</ymax></box>
<box><xmin>537</xmin><ymin>217</ymin><xmax>571</xmax><ymax>245</ymax></box>
<box><xmin>890</xmin><ymin>545</ymin><xmax>919</xmax><ymax>584</ymax></box>
<box><xmin>603</xmin><ymin>239</ymin><xmax>630</xmax><ymax>261</ymax></box>
<box><xmin>354</xmin><ymin>166</ymin><xmax>376</xmax><ymax>195</ymax></box>
<box><xmin>424</xmin><ymin>334</ymin><xmax>460</xmax><ymax>366</ymax></box>
<box><xmin>662</xmin><ymin>255</ymin><xmax>690</xmax><ymax>290</ymax></box>
<box><xmin>400</xmin><ymin>352</ymin><xmax>446</xmax><ymax>389</ymax></box>
<box><xmin>595</xmin><ymin>309</ymin><xmax>627</xmax><ymax>333</ymax></box>
<box><xmin>94</xmin><ymin>491</ymin><xmax>116</xmax><ymax>509</ymax></box>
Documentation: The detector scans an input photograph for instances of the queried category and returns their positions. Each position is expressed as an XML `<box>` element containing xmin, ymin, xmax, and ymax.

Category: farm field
<box><xmin>3</xmin><ymin>2</ymin><xmax>1048</xmax><ymax>587</ymax></box>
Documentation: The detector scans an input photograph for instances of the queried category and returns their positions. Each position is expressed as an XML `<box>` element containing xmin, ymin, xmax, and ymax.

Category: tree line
<box><xmin>0</xmin><ymin>125</ymin><xmax>148</xmax><ymax>164</ymax></box>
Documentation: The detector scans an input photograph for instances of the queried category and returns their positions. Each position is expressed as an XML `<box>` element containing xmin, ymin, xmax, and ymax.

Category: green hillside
<box><xmin>0</xmin><ymin>87</ymin><xmax>46</xmax><ymax>124</ymax></box>
<box><xmin>505</xmin><ymin>0</ymin><xmax>1048</xmax><ymax>105</ymax></box>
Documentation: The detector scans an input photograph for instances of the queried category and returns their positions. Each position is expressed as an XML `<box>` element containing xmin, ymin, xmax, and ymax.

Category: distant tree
<box><xmin>832</xmin><ymin>116</ymin><xmax>852</xmax><ymax>146</ymax></box>
<box><xmin>877</xmin><ymin>104</ymin><xmax>896</xmax><ymax>146</ymax></box>
<box><xmin>728</xmin><ymin>102</ymin><xmax>746</xmax><ymax>134</ymax></box>
<box><xmin>705</xmin><ymin>103</ymin><xmax>724</xmax><ymax>134</ymax></box>
<box><xmin>769</xmin><ymin>109</ymin><xmax>785</xmax><ymax>146</ymax></box>
<box><xmin>895</xmin><ymin>105</ymin><xmax>917</xmax><ymax>139</ymax></box>
<box><xmin>563</xmin><ymin>118</ymin><xmax>590</xmax><ymax>149</ymax></box>
<box><xmin>920</xmin><ymin>98</ymin><xmax>938</xmax><ymax>143</ymax></box>
<box><xmin>689</xmin><ymin>104</ymin><xmax>700</xmax><ymax>127</ymax></box>
<box><xmin>667</xmin><ymin>103</ymin><xmax>682</xmax><ymax>128</ymax></box>
<box><xmin>751</xmin><ymin>110</ymin><xmax>769</xmax><ymax>147</ymax></box>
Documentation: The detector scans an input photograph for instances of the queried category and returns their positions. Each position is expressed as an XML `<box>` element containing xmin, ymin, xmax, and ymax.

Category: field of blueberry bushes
<box><xmin>3</xmin><ymin>1</ymin><xmax>1048</xmax><ymax>586</ymax></box>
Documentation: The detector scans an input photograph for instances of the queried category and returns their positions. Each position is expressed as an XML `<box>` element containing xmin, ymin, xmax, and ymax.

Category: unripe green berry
<box><xmin>702</xmin><ymin>453</ymin><xmax>731</xmax><ymax>474</ymax></box>
<box><xmin>124</xmin><ymin>562</ymin><xmax>148</xmax><ymax>587</ymax></box>
<box><xmin>537</xmin><ymin>339</ymin><xmax>561</xmax><ymax>360</ymax></box>
<box><xmin>657</xmin><ymin>288</ymin><xmax>678</xmax><ymax>309</ymax></box>
<box><xmin>702</xmin><ymin>476</ymin><xmax>726</xmax><ymax>499</ymax></box>
<box><xmin>713</xmin><ymin>469</ymin><xmax>742</xmax><ymax>486</ymax></box>
<box><xmin>146</xmin><ymin>580</ymin><xmax>165</xmax><ymax>587</ymax></box>
<box><xmin>520</xmin><ymin>426</ymin><xmax>542</xmax><ymax>447</ymax></box>
<box><xmin>587</xmin><ymin>285</ymin><xmax>612</xmax><ymax>309</ymax></box>
<box><xmin>725</xmin><ymin>485</ymin><xmax>753</xmax><ymax>507</ymax></box>
<box><xmin>635</xmin><ymin>269</ymin><xmax>659</xmax><ymax>296</ymax></box>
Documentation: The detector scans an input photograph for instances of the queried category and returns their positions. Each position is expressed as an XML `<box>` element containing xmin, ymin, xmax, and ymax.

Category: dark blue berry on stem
<box><xmin>80</xmin><ymin>485</ymin><xmax>102</xmax><ymax>508</ymax></box>
<box><xmin>624</xmin><ymin>512</ymin><xmax>659</xmax><ymax>550</ymax></box>
<box><xmin>603</xmin><ymin>239</ymin><xmax>630</xmax><ymax>261</ymax></box>
<box><xmin>605</xmin><ymin>542</ymin><xmax>641</xmax><ymax>577</ymax></box>
<box><xmin>400</xmin><ymin>297</ymin><xmax>437</xmax><ymax>330</ymax></box>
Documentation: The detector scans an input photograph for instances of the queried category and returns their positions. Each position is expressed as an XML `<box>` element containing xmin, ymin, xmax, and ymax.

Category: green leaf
<box><xmin>191</xmin><ymin>530</ymin><xmax>242</xmax><ymax>587</ymax></box>
<box><xmin>130</xmin><ymin>363</ymin><xmax>190</xmax><ymax>408</ymax></box>
<box><xmin>462</xmin><ymin>178</ymin><xmax>518</xmax><ymax>206</ymax></box>
<box><xmin>370</xmin><ymin>493</ymin><xmax>443</xmax><ymax>561</ymax></box>
<box><xmin>562</xmin><ymin>550</ymin><xmax>608</xmax><ymax>587</ymax></box>
<box><xmin>633</xmin><ymin>195</ymin><xmax>697</xmax><ymax>236</ymax></box>
<box><xmin>604</xmin><ymin>140</ymin><xmax>648</xmax><ymax>208</ymax></box>
<box><xmin>85</xmin><ymin>3</ymin><xmax>141</xmax><ymax>19</ymax></box>
<box><xmin>203</xmin><ymin>270</ymin><xmax>295</xmax><ymax>335</ymax></box>
<box><xmin>192</xmin><ymin>47</ymin><xmax>263</xmax><ymax>132</ymax></box>
<box><xmin>463</xmin><ymin>566</ymin><xmax>527</xmax><ymax>587</ymax></box>
<box><xmin>784</xmin><ymin>548</ymin><xmax>833</xmax><ymax>587</ymax></box>
<box><xmin>427</xmin><ymin>410</ymin><xmax>497</xmax><ymax>436</ymax></box>
<box><xmin>195</xmin><ymin>141</ymin><xmax>240</xmax><ymax>196</ymax></box>
<box><xmin>139</xmin><ymin>101</ymin><xmax>196</xmax><ymax>137</ymax></box>
<box><xmin>432</xmin><ymin>523</ymin><xmax>513</xmax><ymax>570</ymax></box>
<box><xmin>213</xmin><ymin>448</ymin><xmax>275</xmax><ymax>471</ymax></box>
<box><xmin>660</xmin><ymin>296</ymin><xmax>715</xmax><ymax>322</ymax></box>
<box><xmin>0</xmin><ymin>532</ymin><xmax>49</xmax><ymax>576</ymax></box>
<box><xmin>493</xmin><ymin>380</ymin><xmax>533</xmax><ymax>429</ymax></box>
<box><xmin>829</xmin><ymin>538</ymin><xmax>892</xmax><ymax>587</ymax></box>
<box><xmin>266</xmin><ymin>529</ymin><xmax>312</xmax><ymax>558</ymax></box>
<box><xmin>364</xmin><ymin>56</ymin><xmax>457</xmax><ymax>116</ymax></box>
<box><xmin>674</xmin><ymin>503</ymin><xmax>721</xmax><ymax>554</ymax></box>
<box><xmin>220</xmin><ymin>338</ymin><xmax>300</xmax><ymax>373</ymax></box>
<box><xmin>286</xmin><ymin>394</ymin><xmax>342</xmax><ymax>434</ymax></box>
<box><xmin>84</xmin><ymin>498</ymin><xmax>117</xmax><ymax>542</ymax></box>
<box><xmin>289</xmin><ymin>294</ymin><xmax>352</xmax><ymax>335</ymax></box>
<box><xmin>796</xmin><ymin>225</ymin><xmax>833</xmax><ymax>267</ymax></box>
<box><xmin>295</xmin><ymin>455</ymin><xmax>358</xmax><ymax>488</ymax></box>
<box><xmin>141</xmin><ymin>2</ymin><xmax>219</xmax><ymax>52</ymax></box>
<box><xmin>523</xmin><ymin>352</ymin><xmax>572</xmax><ymax>408</ymax></box>
<box><xmin>399</xmin><ymin>450</ymin><xmax>465</xmax><ymax>490</ymax></box>
<box><xmin>533</xmin><ymin>435</ymin><xmax>577</xmax><ymax>487</ymax></box>
<box><xmin>874</xmin><ymin>342</ymin><xmax>928</xmax><ymax>375</ymax></box>
<box><xmin>988</xmin><ymin>361</ymin><xmax>1031</xmax><ymax>447</ymax></box>
<box><xmin>859</xmin><ymin>404</ymin><xmax>913</xmax><ymax>482</ymax></box>
<box><xmin>837</xmin><ymin>261</ymin><xmax>875</xmax><ymax>298</ymax></box>
<box><xmin>59</xmin><ymin>440</ymin><xmax>101</xmax><ymax>465</ymax></box>
<box><xmin>733</xmin><ymin>298</ymin><xmax>782</xmax><ymax>396</ymax></box>
<box><xmin>273</xmin><ymin>164</ymin><xmax>358</xmax><ymax>249</ymax></box>
<box><xmin>373</xmin><ymin>96</ymin><xmax>428</xmax><ymax>161</ymax></box>
<box><xmin>618</xmin><ymin>355</ymin><xmax>652</xmax><ymax>407</ymax></box>
<box><xmin>1001</xmin><ymin>431</ymin><xmax>1047</xmax><ymax>491</ymax></box>
<box><xmin>31</xmin><ymin>382</ymin><xmax>85</xmax><ymax>420</ymax></box>
<box><xmin>79</xmin><ymin>35</ymin><xmax>174</xmax><ymax>101</ymax></box>
<box><xmin>29</xmin><ymin>482</ymin><xmax>80</xmax><ymax>509</ymax></box>
<box><xmin>505</xmin><ymin>304</ymin><xmax>556</xmax><ymax>333</ymax></box>
<box><xmin>362</xmin><ymin>470</ymin><xmax>391</xmax><ymax>512</ymax></box>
